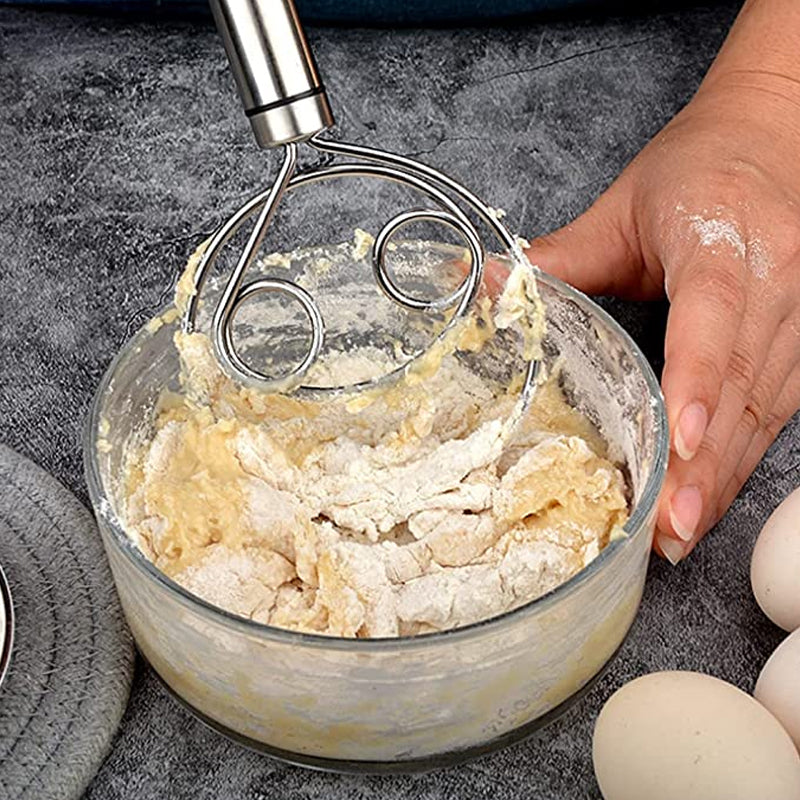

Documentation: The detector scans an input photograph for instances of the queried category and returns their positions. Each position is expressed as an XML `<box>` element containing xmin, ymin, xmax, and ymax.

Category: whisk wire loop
<box><xmin>182</xmin><ymin>136</ymin><xmax>535</xmax><ymax>397</ymax></box>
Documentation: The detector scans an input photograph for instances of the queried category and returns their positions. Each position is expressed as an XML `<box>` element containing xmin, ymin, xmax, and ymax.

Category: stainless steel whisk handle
<box><xmin>209</xmin><ymin>0</ymin><xmax>334</xmax><ymax>148</ymax></box>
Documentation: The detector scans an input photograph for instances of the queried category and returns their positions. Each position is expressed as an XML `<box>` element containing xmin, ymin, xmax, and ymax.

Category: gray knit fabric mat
<box><xmin>0</xmin><ymin>444</ymin><xmax>134</xmax><ymax>800</ymax></box>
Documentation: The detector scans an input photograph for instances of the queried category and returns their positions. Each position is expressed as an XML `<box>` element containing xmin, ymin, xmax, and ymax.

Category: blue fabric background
<box><xmin>0</xmin><ymin>0</ymin><xmax>593</xmax><ymax>23</ymax></box>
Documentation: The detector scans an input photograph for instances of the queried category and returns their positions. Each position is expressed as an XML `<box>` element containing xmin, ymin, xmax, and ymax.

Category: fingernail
<box><xmin>656</xmin><ymin>532</ymin><xmax>685</xmax><ymax>566</ymax></box>
<box><xmin>669</xmin><ymin>485</ymin><xmax>703</xmax><ymax>542</ymax></box>
<box><xmin>675</xmin><ymin>403</ymin><xmax>708</xmax><ymax>461</ymax></box>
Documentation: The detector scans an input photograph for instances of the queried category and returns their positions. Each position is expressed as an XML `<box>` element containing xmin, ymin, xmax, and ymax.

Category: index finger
<box><xmin>661</xmin><ymin>254</ymin><xmax>748</xmax><ymax>462</ymax></box>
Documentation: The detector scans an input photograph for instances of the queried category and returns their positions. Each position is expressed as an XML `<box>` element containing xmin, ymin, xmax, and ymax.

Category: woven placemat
<box><xmin>0</xmin><ymin>444</ymin><xmax>134</xmax><ymax>800</ymax></box>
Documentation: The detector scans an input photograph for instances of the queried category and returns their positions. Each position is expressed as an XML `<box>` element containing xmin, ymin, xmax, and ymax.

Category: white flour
<box><xmin>686</xmin><ymin>211</ymin><xmax>773</xmax><ymax>281</ymax></box>
<box><xmin>689</xmin><ymin>214</ymin><xmax>746</xmax><ymax>259</ymax></box>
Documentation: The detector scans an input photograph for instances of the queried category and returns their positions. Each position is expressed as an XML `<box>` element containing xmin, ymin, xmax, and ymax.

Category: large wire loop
<box><xmin>183</xmin><ymin>136</ymin><xmax>538</xmax><ymax>402</ymax></box>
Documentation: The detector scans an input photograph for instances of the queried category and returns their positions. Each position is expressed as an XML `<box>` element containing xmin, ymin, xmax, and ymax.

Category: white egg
<box><xmin>593</xmin><ymin>671</ymin><xmax>800</xmax><ymax>800</ymax></box>
<box><xmin>756</xmin><ymin>627</ymin><xmax>800</xmax><ymax>752</ymax></box>
<box><xmin>751</xmin><ymin>486</ymin><xmax>800</xmax><ymax>632</ymax></box>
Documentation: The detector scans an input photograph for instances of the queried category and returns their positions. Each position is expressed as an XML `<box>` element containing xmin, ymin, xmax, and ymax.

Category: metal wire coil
<box><xmin>183</xmin><ymin>135</ymin><xmax>539</xmax><ymax>405</ymax></box>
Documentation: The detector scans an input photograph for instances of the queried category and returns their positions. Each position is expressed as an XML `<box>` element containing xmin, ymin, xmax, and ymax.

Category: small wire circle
<box><xmin>372</xmin><ymin>208</ymin><xmax>482</xmax><ymax>312</ymax></box>
<box><xmin>213</xmin><ymin>278</ymin><xmax>325</xmax><ymax>388</ymax></box>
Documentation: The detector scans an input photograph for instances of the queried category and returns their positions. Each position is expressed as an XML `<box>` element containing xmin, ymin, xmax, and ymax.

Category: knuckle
<box><xmin>742</xmin><ymin>402</ymin><xmax>764</xmax><ymax>435</ymax></box>
<box><xmin>726</xmin><ymin>347</ymin><xmax>758</xmax><ymax>391</ymax></box>
<box><xmin>692</xmin><ymin>264</ymin><xmax>747</xmax><ymax>318</ymax></box>
<box><xmin>683</xmin><ymin>350</ymin><xmax>726</xmax><ymax>402</ymax></box>
<box><xmin>762</xmin><ymin>387</ymin><xmax>800</xmax><ymax>441</ymax></box>
<box><xmin>746</xmin><ymin>378</ymin><xmax>776</xmax><ymax>425</ymax></box>
<box><xmin>695</xmin><ymin>435</ymin><xmax>724</xmax><ymax>469</ymax></box>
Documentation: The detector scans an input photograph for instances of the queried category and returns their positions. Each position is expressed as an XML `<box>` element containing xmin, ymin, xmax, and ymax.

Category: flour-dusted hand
<box><xmin>525</xmin><ymin>0</ymin><xmax>800</xmax><ymax>562</ymax></box>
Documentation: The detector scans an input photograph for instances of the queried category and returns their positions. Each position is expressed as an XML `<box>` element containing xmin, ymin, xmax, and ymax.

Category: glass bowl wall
<box><xmin>84</xmin><ymin>243</ymin><xmax>667</xmax><ymax>772</ymax></box>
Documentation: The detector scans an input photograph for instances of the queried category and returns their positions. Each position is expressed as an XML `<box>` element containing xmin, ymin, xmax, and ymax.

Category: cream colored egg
<box><xmin>751</xmin><ymin>486</ymin><xmax>800</xmax><ymax>632</ymax></box>
<box><xmin>756</xmin><ymin>627</ymin><xmax>800</xmax><ymax>752</ymax></box>
<box><xmin>593</xmin><ymin>671</ymin><xmax>800</xmax><ymax>800</ymax></box>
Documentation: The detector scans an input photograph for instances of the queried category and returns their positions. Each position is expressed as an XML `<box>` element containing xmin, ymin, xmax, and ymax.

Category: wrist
<box><xmin>699</xmin><ymin>67</ymin><xmax>800</xmax><ymax>114</ymax></box>
<box><xmin>706</xmin><ymin>0</ymin><xmax>800</xmax><ymax>88</ymax></box>
<box><xmin>696</xmin><ymin>0</ymin><xmax>800</xmax><ymax>130</ymax></box>
<box><xmin>687</xmin><ymin>71</ymin><xmax>800</xmax><ymax>160</ymax></box>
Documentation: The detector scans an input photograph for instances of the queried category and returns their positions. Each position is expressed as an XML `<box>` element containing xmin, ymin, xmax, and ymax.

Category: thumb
<box><xmin>524</xmin><ymin>176</ymin><xmax>655</xmax><ymax>299</ymax></box>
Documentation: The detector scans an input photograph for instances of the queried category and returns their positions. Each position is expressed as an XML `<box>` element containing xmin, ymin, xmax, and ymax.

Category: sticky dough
<box><xmin>121</xmin><ymin>243</ymin><xmax>629</xmax><ymax>638</ymax></box>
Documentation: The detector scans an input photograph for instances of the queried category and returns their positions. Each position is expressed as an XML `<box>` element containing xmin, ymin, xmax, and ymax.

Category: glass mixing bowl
<box><xmin>84</xmin><ymin>242</ymin><xmax>667</xmax><ymax>772</ymax></box>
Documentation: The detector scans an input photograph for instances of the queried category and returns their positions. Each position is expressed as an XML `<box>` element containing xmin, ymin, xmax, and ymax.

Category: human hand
<box><xmin>523</xmin><ymin>72</ymin><xmax>800</xmax><ymax>563</ymax></box>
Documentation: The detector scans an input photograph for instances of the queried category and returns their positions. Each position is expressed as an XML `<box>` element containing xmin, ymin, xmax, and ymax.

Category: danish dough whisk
<box><xmin>184</xmin><ymin>0</ymin><xmax>540</xmax><ymax>406</ymax></box>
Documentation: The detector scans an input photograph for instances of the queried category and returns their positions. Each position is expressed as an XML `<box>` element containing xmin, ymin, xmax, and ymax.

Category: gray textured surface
<box><xmin>0</xmin><ymin>445</ymin><xmax>134</xmax><ymax>800</ymax></box>
<box><xmin>1</xmin><ymin>3</ymin><xmax>798</xmax><ymax>798</ymax></box>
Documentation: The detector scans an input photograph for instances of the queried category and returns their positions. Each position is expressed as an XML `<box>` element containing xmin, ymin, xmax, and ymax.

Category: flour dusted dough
<box><xmin>121</xmin><ymin>244</ymin><xmax>629</xmax><ymax>638</ymax></box>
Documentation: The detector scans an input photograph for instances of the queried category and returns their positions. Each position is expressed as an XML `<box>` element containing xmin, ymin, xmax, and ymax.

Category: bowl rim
<box><xmin>83</xmin><ymin>263</ymin><xmax>668</xmax><ymax>652</ymax></box>
<box><xmin>0</xmin><ymin>562</ymin><xmax>13</xmax><ymax>691</ymax></box>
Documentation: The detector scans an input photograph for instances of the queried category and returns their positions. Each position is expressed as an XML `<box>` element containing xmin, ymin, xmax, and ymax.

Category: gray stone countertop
<box><xmin>1</xmin><ymin>2</ymin><xmax>797</xmax><ymax>798</ymax></box>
